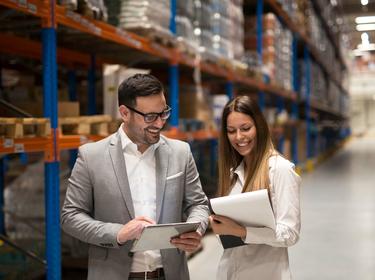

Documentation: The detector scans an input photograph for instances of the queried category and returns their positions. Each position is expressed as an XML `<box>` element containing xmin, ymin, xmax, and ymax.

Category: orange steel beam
<box><xmin>58</xmin><ymin>135</ymin><xmax>104</xmax><ymax>150</ymax></box>
<box><xmin>55</xmin><ymin>5</ymin><xmax>174</xmax><ymax>61</ymax></box>
<box><xmin>0</xmin><ymin>137</ymin><xmax>50</xmax><ymax>154</ymax></box>
<box><xmin>0</xmin><ymin>0</ymin><xmax>49</xmax><ymax>18</ymax></box>
<box><xmin>0</xmin><ymin>32</ymin><xmax>106</xmax><ymax>67</ymax></box>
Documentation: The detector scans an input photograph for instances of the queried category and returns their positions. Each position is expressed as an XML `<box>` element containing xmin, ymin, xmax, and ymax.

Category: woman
<box><xmin>209</xmin><ymin>95</ymin><xmax>301</xmax><ymax>280</ymax></box>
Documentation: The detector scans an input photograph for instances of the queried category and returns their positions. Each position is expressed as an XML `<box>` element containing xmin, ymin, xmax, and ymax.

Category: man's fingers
<box><xmin>135</xmin><ymin>216</ymin><xmax>155</xmax><ymax>224</ymax></box>
<box><xmin>179</xmin><ymin>231</ymin><xmax>201</xmax><ymax>240</ymax></box>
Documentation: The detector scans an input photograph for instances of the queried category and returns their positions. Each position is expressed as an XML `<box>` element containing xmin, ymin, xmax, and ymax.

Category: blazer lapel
<box><xmin>109</xmin><ymin>133</ymin><xmax>135</xmax><ymax>219</ymax></box>
<box><xmin>155</xmin><ymin>141</ymin><xmax>170</xmax><ymax>222</ymax></box>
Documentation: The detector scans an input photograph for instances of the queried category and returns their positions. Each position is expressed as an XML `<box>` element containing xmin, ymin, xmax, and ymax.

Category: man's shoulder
<box><xmin>160</xmin><ymin>134</ymin><xmax>189</xmax><ymax>151</ymax></box>
<box><xmin>80</xmin><ymin>132</ymin><xmax>117</xmax><ymax>153</ymax></box>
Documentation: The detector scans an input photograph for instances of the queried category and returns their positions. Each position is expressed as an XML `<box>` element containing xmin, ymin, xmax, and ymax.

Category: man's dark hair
<box><xmin>118</xmin><ymin>73</ymin><xmax>164</xmax><ymax>107</ymax></box>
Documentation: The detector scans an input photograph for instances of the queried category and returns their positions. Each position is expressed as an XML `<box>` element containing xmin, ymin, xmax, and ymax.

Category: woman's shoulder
<box><xmin>269</xmin><ymin>154</ymin><xmax>295</xmax><ymax>172</ymax></box>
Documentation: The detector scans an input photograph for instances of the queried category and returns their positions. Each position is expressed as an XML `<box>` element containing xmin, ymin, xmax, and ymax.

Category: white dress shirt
<box><xmin>217</xmin><ymin>155</ymin><xmax>301</xmax><ymax>280</ymax></box>
<box><xmin>119</xmin><ymin>125</ymin><xmax>163</xmax><ymax>272</ymax></box>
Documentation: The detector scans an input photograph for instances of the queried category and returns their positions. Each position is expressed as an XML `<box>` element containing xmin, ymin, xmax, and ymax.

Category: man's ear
<box><xmin>119</xmin><ymin>105</ymin><xmax>129</xmax><ymax>121</ymax></box>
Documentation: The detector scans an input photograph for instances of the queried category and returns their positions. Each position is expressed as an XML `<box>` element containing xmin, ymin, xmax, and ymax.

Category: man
<box><xmin>61</xmin><ymin>73</ymin><xmax>209</xmax><ymax>280</ymax></box>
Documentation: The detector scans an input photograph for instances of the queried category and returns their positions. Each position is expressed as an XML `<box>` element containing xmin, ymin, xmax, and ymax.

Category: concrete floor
<box><xmin>188</xmin><ymin>133</ymin><xmax>375</xmax><ymax>280</ymax></box>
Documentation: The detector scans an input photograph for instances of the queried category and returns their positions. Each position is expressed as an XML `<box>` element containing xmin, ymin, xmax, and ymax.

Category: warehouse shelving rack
<box><xmin>255</xmin><ymin>0</ymin><xmax>350</xmax><ymax>170</ymax></box>
<box><xmin>0</xmin><ymin>0</ymin><xmax>350</xmax><ymax>279</ymax></box>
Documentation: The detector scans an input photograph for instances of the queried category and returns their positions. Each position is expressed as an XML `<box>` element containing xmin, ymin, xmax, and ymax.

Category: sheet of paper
<box><xmin>210</xmin><ymin>189</ymin><xmax>275</xmax><ymax>230</ymax></box>
<box><xmin>130</xmin><ymin>222</ymin><xmax>200</xmax><ymax>252</ymax></box>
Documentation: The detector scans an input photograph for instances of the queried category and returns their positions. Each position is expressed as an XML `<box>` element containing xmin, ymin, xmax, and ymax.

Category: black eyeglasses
<box><xmin>125</xmin><ymin>105</ymin><xmax>171</xmax><ymax>123</ymax></box>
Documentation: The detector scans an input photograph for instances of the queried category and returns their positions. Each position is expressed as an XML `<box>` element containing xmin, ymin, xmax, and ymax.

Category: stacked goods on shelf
<box><xmin>118</xmin><ymin>0</ymin><xmax>172</xmax><ymax>39</ymax></box>
<box><xmin>176</xmin><ymin>0</ymin><xmax>198</xmax><ymax>53</ymax></box>
<box><xmin>229</xmin><ymin>0</ymin><xmax>245</xmax><ymax>61</ymax></box>
<box><xmin>192</xmin><ymin>0</ymin><xmax>244</xmax><ymax>63</ymax></box>
<box><xmin>60</xmin><ymin>0</ymin><xmax>108</xmax><ymax>21</ymax></box>
<box><xmin>277</xmin><ymin>0</ymin><xmax>308</xmax><ymax>34</ymax></box>
<box><xmin>244</xmin><ymin>13</ymin><xmax>292</xmax><ymax>90</ymax></box>
<box><xmin>305</xmin><ymin>1</ymin><xmax>342</xmax><ymax>83</ymax></box>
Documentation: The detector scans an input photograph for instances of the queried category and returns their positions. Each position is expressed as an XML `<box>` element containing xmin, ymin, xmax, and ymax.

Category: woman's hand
<box><xmin>209</xmin><ymin>215</ymin><xmax>246</xmax><ymax>239</ymax></box>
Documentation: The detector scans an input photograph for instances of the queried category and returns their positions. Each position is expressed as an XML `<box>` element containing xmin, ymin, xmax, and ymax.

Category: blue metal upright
<box><xmin>256</xmin><ymin>0</ymin><xmax>265</xmax><ymax>111</ymax></box>
<box><xmin>88</xmin><ymin>55</ymin><xmax>96</xmax><ymax>115</ymax></box>
<box><xmin>304</xmin><ymin>47</ymin><xmax>312</xmax><ymax>161</ymax></box>
<box><xmin>42</xmin><ymin>1</ymin><xmax>61</xmax><ymax>278</ymax></box>
<box><xmin>169</xmin><ymin>0</ymin><xmax>179</xmax><ymax>128</ymax></box>
<box><xmin>276</xmin><ymin>96</ymin><xmax>285</xmax><ymax>153</ymax></box>
<box><xmin>225</xmin><ymin>81</ymin><xmax>234</xmax><ymax>100</ymax></box>
<box><xmin>168</xmin><ymin>65</ymin><xmax>179</xmax><ymax>128</ymax></box>
<box><xmin>291</xmin><ymin>35</ymin><xmax>299</xmax><ymax>164</ymax></box>
<box><xmin>68</xmin><ymin>70</ymin><xmax>78</xmax><ymax>169</ymax></box>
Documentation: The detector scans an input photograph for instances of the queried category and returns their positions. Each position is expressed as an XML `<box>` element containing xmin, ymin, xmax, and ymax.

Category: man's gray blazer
<box><xmin>61</xmin><ymin>132</ymin><xmax>209</xmax><ymax>280</ymax></box>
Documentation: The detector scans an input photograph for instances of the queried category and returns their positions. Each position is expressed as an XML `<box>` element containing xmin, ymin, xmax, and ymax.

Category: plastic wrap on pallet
<box><xmin>193</xmin><ymin>0</ymin><xmax>212</xmax><ymax>31</ymax></box>
<box><xmin>118</xmin><ymin>0</ymin><xmax>171</xmax><ymax>36</ymax></box>
<box><xmin>177</xmin><ymin>0</ymin><xmax>194</xmax><ymax>19</ymax></box>
<box><xmin>245</xmin><ymin>13</ymin><xmax>292</xmax><ymax>89</ymax></box>
<box><xmin>176</xmin><ymin>15</ymin><xmax>198</xmax><ymax>48</ymax></box>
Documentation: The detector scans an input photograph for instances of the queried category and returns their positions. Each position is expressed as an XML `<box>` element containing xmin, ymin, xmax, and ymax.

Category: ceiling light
<box><xmin>330</xmin><ymin>0</ymin><xmax>337</xmax><ymax>6</ymax></box>
<box><xmin>356</xmin><ymin>24</ymin><xmax>375</xmax><ymax>31</ymax></box>
<box><xmin>355</xmin><ymin>16</ymin><xmax>375</xmax><ymax>24</ymax></box>
<box><xmin>361</xmin><ymin>0</ymin><xmax>369</xmax><ymax>6</ymax></box>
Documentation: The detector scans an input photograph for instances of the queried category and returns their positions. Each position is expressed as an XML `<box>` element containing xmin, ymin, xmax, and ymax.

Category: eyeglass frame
<box><xmin>125</xmin><ymin>105</ymin><xmax>171</xmax><ymax>123</ymax></box>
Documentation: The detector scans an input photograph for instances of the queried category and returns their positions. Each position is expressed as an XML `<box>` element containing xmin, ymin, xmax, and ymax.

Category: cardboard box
<box><xmin>58</xmin><ymin>102</ymin><xmax>80</xmax><ymax>117</ymax></box>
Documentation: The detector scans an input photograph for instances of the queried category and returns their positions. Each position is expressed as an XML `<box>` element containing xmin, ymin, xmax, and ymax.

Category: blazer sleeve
<box><xmin>181</xmin><ymin>144</ymin><xmax>210</xmax><ymax>235</ymax></box>
<box><xmin>61</xmin><ymin>146</ymin><xmax>124</xmax><ymax>249</ymax></box>
<box><xmin>243</xmin><ymin>157</ymin><xmax>301</xmax><ymax>247</ymax></box>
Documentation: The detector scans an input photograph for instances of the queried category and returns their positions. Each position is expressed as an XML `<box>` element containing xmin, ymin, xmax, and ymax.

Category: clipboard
<box><xmin>130</xmin><ymin>222</ymin><xmax>200</xmax><ymax>252</ymax></box>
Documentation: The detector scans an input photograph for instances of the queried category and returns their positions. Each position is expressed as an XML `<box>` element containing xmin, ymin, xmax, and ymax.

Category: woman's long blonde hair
<box><xmin>218</xmin><ymin>95</ymin><xmax>276</xmax><ymax>196</ymax></box>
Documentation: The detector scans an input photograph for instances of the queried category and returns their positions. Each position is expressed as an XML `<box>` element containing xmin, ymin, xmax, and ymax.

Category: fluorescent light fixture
<box><xmin>356</xmin><ymin>24</ymin><xmax>375</xmax><ymax>31</ymax></box>
<box><xmin>355</xmin><ymin>16</ymin><xmax>375</xmax><ymax>24</ymax></box>
<box><xmin>357</xmin><ymin>43</ymin><xmax>375</xmax><ymax>49</ymax></box>
<box><xmin>361</xmin><ymin>0</ymin><xmax>369</xmax><ymax>6</ymax></box>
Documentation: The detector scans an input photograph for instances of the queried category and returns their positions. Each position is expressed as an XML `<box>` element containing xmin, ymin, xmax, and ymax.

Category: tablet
<box><xmin>130</xmin><ymin>222</ymin><xmax>200</xmax><ymax>252</ymax></box>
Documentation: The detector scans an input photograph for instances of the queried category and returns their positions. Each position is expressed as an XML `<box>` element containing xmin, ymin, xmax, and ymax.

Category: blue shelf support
<box><xmin>168</xmin><ymin>0</ymin><xmax>179</xmax><ymax>128</ymax></box>
<box><xmin>256</xmin><ymin>0</ymin><xmax>265</xmax><ymax>111</ymax></box>
<box><xmin>42</xmin><ymin>7</ymin><xmax>61</xmax><ymax>279</ymax></box>
<box><xmin>304</xmin><ymin>47</ymin><xmax>312</xmax><ymax>161</ymax></box>
<box><xmin>276</xmin><ymin>96</ymin><xmax>285</xmax><ymax>153</ymax></box>
<box><xmin>169</xmin><ymin>0</ymin><xmax>177</xmax><ymax>35</ymax></box>
<box><xmin>225</xmin><ymin>81</ymin><xmax>234</xmax><ymax>100</ymax></box>
<box><xmin>168</xmin><ymin>64</ymin><xmax>179</xmax><ymax>128</ymax></box>
<box><xmin>88</xmin><ymin>54</ymin><xmax>96</xmax><ymax>115</ymax></box>
<box><xmin>291</xmin><ymin>35</ymin><xmax>299</xmax><ymax>164</ymax></box>
<box><xmin>68</xmin><ymin>70</ymin><xmax>78</xmax><ymax>169</ymax></box>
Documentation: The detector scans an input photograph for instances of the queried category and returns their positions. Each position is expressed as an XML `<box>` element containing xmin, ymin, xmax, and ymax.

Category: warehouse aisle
<box><xmin>188</xmin><ymin>134</ymin><xmax>375</xmax><ymax>280</ymax></box>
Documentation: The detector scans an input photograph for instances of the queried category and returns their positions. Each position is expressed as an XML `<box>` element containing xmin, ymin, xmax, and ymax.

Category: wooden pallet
<box><xmin>59</xmin><ymin>115</ymin><xmax>112</xmax><ymax>136</ymax></box>
<box><xmin>0</xmin><ymin>118</ymin><xmax>51</xmax><ymax>138</ymax></box>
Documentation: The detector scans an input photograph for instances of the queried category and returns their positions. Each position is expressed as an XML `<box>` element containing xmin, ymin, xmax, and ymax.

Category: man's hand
<box><xmin>209</xmin><ymin>215</ymin><xmax>246</xmax><ymax>238</ymax></box>
<box><xmin>170</xmin><ymin>231</ymin><xmax>202</xmax><ymax>253</ymax></box>
<box><xmin>117</xmin><ymin>216</ymin><xmax>155</xmax><ymax>244</ymax></box>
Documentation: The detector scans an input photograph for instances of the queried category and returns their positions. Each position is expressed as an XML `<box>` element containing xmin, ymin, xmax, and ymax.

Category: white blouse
<box><xmin>217</xmin><ymin>155</ymin><xmax>301</xmax><ymax>280</ymax></box>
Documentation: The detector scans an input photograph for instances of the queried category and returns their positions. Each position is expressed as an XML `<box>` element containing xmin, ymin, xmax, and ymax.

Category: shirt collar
<box><xmin>118</xmin><ymin>123</ymin><xmax>162</xmax><ymax>154</ymax></box>
<box><xmin>233</xmin><ymin>161</ymin><xmax>245</xmax><ymax>186</ymax></box>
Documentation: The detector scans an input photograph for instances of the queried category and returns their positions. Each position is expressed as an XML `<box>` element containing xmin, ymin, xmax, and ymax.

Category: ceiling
<box><xmin>339</xmin><ymin>0</ymin><xmax>375</xmax><ymax>51</ymax></box>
